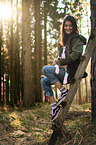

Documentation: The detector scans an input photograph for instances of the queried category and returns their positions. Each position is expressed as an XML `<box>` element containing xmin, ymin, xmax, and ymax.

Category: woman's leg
<box><xmin>41</xmin><ymin>65</ymin><xmax>68</xmax><ymax>121</ymax></box>
<box><xmin>54</xmin><ymin>81</ymin><xmax>63</xmax><ymax>89</ymax></box>
<box><xmin>42</xmin><ymin>65</ymin><xmax>64</xmax><ymax>85</ymax></box>
<box><xmin>41</xmin><ymin>77</ymin><xmax>55</xmax><ymax>103</ymax></box>
<box><xmin>41</xmin><ymin>76</ymin><xmax>54</xmax><ymax>99</ymax></box>
<box><xmin>42</xmin><ymin>65</ymin><xmax>67</xmax><ymax>94</ymax></box>
<box><xmin>42</xmin><ymin>65</ymin><xmax>64</xmax><ymax>102</ymax></box>
<box><xmin>41</xmin><ymin>77</ymin><xmax>56</xmax><ymax>117</ymax></box>
<box><xmin>41</xmin><ymin>79</ymin><xmax>63</xmax><ymax>104</ymax></box>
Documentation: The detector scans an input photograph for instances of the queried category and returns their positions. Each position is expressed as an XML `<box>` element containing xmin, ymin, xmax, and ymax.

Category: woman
<box><xmin>41</xmin><ymin>15</ymin><xmax>86</xmax><ymax>121</ymax></box>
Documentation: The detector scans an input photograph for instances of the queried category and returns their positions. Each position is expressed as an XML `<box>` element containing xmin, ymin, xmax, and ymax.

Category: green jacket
<box><xmin>58</xmin><ymin>33</ymin><xmax>86</xmax><ymax>80</ymax></box>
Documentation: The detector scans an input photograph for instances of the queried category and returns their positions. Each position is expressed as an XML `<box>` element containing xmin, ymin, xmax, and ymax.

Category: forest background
<box><xmin>0</xmin><ymin>0</ymin><xmax>96</xmax><ymax>145</ymax></box>
<box><xmin>0</xmin><ymin>0</ymin><xmax>91</xmax><ymax>106</ymax></box>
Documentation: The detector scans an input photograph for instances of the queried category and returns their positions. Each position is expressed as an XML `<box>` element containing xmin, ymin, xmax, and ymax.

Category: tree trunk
<box><xmin>0</xmin><ymin>22</ymin><xmax>1</xmax><ymax>102</ymax></box>
<box><xmin>79</xmin><ymin>83</ymin><xmax>82</xmax><ymax>104</ymax></box>
<box><xmin>90</xmin><ymin>0</ymin><xmax>96</xmax><ymax>123</ymax></box>
<box><xmin>15</xmin><ymin>0</ymin><xmax>20</xmax><ymax>105</ymax></box>
<box><xmin>34</xmin><ymin>0</ymin><xmax>42</xmax><ymax>102</ymax></box>
<box><xmin>44</xmin><ymin>1</ymin><xmax>47</xmax><ymax>65</ymax></box>
<box><xmin>22</xmin><ymin>0</ymin><xmax>35</xmax><ymax>107</ymax></box>
<box><xmin>10</xmin><ymin>0</ymin><xmax>15</xmax><ymax>105</ymax></box>
<box><xmin>85</xmin><ymin>78</ymin><xmax>88</xmax><ymax>103</ymax></box>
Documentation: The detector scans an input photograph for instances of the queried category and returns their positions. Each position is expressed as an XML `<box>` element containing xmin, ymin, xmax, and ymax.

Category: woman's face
<box><xmin>64</xmin><ymin>21</ymin><xmax>73</xmax><ymax>35</ymax></box>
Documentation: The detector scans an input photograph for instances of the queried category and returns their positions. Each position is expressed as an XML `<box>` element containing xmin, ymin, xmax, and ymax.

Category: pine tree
<box><xmin>90</xmin><ymin>0</ymin><xmax>96</xmax><ymax>123</ymax></box>
<box><xmin>22</xmin><ymin>0</ymin><xmax>35</xmax><ymax>106</ymax></box>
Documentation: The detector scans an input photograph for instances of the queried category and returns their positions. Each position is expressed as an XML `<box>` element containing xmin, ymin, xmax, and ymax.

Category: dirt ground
<box><xmin>0</xmin><ymin>102</ymin><xmax>96</xmax><ymax>145</ymax></box>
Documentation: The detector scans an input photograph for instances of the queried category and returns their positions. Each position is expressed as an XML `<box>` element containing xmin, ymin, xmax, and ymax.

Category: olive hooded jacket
<box><xmin>58</xmin><ymin>33</ymin><xmax>87</xmax><ymax>81</ymax></box>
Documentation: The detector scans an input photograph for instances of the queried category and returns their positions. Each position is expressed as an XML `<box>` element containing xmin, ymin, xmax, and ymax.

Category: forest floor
<box><xmin>0</xmin><ymin>102</ymin><xmax>96</xmax><ymax>145</ymax></box>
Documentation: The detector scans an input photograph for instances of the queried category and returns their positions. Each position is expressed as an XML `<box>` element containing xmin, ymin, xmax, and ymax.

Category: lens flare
<box><xmin>0</xmin><ymin>1</ymin><xmax>11</xmax><ymax>21</ymax></box>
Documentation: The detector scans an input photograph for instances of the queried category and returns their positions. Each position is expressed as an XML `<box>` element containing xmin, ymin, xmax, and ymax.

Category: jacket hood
<box><xmin>70</xmin><ymin>33</ymin><xmax>86</xmax><ymax>45</ymax></box>
<box><xmin>79</xmin><ymin>35</ymin><xmax>87</xmax><ymax>45</ymax></box>
<box><xmin>68</xmin><ymin>33</ymin><xmax>87</xmax><ymax>49</ymax></box>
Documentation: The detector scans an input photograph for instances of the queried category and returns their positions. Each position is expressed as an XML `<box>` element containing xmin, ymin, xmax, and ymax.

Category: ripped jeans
<box><xmin>41</xmin><ymin>65</ymin><xmax>66</xmax><ymax>97</ymax></box>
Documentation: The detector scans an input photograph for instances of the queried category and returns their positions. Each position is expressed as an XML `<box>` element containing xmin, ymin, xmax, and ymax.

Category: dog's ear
<box><xmin>58</xmin><ymin>43</ymin><xmax>62</xmax><ymax>50</ymax></box>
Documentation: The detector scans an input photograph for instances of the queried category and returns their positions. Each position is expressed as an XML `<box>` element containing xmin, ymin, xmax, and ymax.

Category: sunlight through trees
<box><xmin>0</xmin><ymin>0</ymin><xmax>91</xmax><ymax>107</ymax></box>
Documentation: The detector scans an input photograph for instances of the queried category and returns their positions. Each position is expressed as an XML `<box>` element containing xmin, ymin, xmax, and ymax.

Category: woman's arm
<box><xmin>58</xmin><ymin>37</ymin><xmax>84</xmax><ymax>65</ymax></box>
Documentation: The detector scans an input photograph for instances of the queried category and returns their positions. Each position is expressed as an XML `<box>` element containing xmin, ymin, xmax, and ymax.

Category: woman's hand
<box><xmin>60</xmin><ymin>65</ymin><xmax>67</xmax><ymax>72</ymax></box>
<box><xmin>52</xmin><ymin>58</ymin><xmax>58</xmax><ymax>65</ymax></box>
<box><xmin>58</xmin><ymin>43</ymin><xmax>62</xmax><ymax>50</ymax></box>
<box><xmin>55</xmin><ymin>58</ymin><xmax>58</xmax><ymax>63</ymax></box>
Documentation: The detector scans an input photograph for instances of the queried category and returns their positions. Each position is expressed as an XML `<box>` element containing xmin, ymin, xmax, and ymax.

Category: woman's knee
<box><xmin>42</xmin><ymin>65</ymin><xmax>49</xmax><ymax>74</ymax></box>
<box><xmin>41</xmin><ymin>77</ymin><xmax>51</xmax><ymax>86</ymax></box>
<box><xmin>41</xmin><ymin>77</ymin><xmax>45</xmax><ymax>85</ymax></box>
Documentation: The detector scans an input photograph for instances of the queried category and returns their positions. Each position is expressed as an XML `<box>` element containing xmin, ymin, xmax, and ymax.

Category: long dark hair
<box><xmin>61</xmin><ymin>15</ymin><xmax>78</xmax><ymax>46</ymax></box>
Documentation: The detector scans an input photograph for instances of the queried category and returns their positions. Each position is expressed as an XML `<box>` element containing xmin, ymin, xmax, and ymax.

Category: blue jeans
<box><xmin>41</xmin><ymin>65</ymin><xmax>66</xmax><ymax>97</ymax></box>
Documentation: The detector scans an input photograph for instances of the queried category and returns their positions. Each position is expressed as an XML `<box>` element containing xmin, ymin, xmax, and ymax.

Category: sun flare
<box><xmin>0</xmin><ymin>1</ymin><xmax>11</xmax><ymax>21</ymax></box>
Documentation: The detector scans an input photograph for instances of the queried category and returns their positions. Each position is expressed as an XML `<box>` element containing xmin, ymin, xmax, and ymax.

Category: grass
<box><xmin>0</xmin><ymin>102</ymin><xmax>96</xmax><ymax>145</ymax></box>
